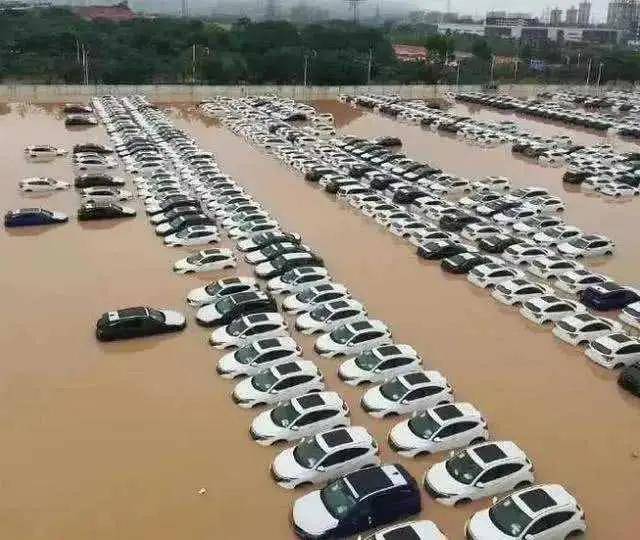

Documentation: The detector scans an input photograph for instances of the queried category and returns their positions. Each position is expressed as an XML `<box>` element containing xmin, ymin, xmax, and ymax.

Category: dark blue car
<box><xmin>579</xmin><ymin>281</ymin><xmax>640</xmax><ymax>310</ymax></box>
<box><xmin>4</xmin><ymin>208</ymin><xmax>68</xmax><ymax>227</ymax></box>
<box><xmin>292</xmin><ymin>464</ymin><xmax>421</xmax><ymax>539</ymax></box>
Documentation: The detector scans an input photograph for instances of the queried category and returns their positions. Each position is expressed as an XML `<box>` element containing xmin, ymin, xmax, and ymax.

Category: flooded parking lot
<box><xmin>0</xmin><ymin>100</ymin><xmax>638</xmax><ymax>539</ymax></box>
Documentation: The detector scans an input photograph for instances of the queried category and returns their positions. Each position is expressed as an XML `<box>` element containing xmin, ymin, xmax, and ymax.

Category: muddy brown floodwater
<box><xmin>0</xmin><ymin>100</ymin><xmax>638</xmax><ymax>540</ymax></box>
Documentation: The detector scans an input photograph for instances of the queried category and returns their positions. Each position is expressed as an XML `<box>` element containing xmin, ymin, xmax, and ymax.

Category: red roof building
<box><xmin>392</xmin><ymin>44</ymin><xmax>428</xmax><ymax>62</ymax></box>
<box><xmin>74</xmin><ymin>3</ymin><xmax>136</xmax><ymax>22</ymax></box>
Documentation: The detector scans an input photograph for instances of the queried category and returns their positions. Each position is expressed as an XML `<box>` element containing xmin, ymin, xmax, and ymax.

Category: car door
<box><xmin>473</xmin><ymin>463</ymin><xmax>526</xmax><ymax>497</ymax></box>
<box><xmin>433</xmin><ymin>420</ymin><xmax>480</xmax><ymax>451</ymax></box>
<box><xmin>272</xmin><ymin>374</ymin><xmax>314</xmax><ymax>400</ymax></box>
<box><xmin>294</xmin><ymin>409</ymin><xmax>338</xmax><ymax>437</ymax></box>
<box><xmin>402</xmin><ymin>385</ymin><xmax>448</xmax><ymax>411</ymax></box>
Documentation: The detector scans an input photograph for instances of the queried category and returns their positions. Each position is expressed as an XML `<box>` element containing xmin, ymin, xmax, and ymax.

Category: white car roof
<box><xmin>431</xmin><ymin>402</ymin><xmax>482</xmax><ymax>423</ymax></box>
<box><xmin>253</xmin><ymin>336</ymin><xmax>298</xmax><ymax>352</ymax></box>
<box><xmin>372</xmin><ymin>520</ymin><xmax>445</xmax><ymax>540</ymax></box>
<box><xmin>468</xmin><ymin>440</ymin><xmax>528</xmax><ymax>466</ymax></box>
<box><xmin>240</xmin><ymin>313</ymin><xmax>284</xmax><ymax>325</ymax></box>
<box><xmin>198</xmin><ymin>248</ymin><xmax>233</xmax><ymax>257</ymax></box>
<box><xmin>290</xmin><ymin>266</ymin><xmax>328</xmax><ymax>277</ymax></box>
<box><xmin>269</xmin><ymin>360</ymin><xmax>317</xmax><ymax>378</ymax></box>
<box><xmin>315</xmin><ymin>426</ymin><xmax>374</xmax><ymax>453</ymax></box>
<box><xmin>345</xmin><ymin>319</ymin><xmax>389</xmax><ymax>333</ymax></box>
<box><xmin>593</xmin><ymin>332</ymin><xmax>637</xmax><ymax>351</ymax></box>
<box><xmin>371</xmin><ymin>344</ymin><xmax>418</xmax><ymax>359</ymax></box>
<box><xmin>397</xmin><ymin>370</ymin><xmax>446</xmax><ymax>388</ymax></box>
<box><xmin>512</xmin><ymin>484</ymin><xmax>578</xmax><ymax>518</ymax></box>
<box><xmin>291</xmin><ymin>391</ymin><xmax>344</xmax><ymax>413</ymax></box>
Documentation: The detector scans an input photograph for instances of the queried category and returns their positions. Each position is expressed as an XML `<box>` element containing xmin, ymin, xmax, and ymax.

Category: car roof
<box><xmin>469</xmin><ymin>440</ymin><xmax>526</xmax><ymax>465</ymax></box>
<box><xmin>343</xmin><ymin>464</ymin><xmax>411</xmax><ymax>500</ymax></box>
<box><xmin>513</xmin><ymin>484</ymin><xmax>576</xmax><ymax>517</ymax></box>
<box><xmin>242</xmin><ymin>312</ymin><xmax>283</xmax><ymax>324</ymax></box>
<box><xmin>271</xmin><ymin>360</ymin><xmax>316</xmax><ymax>377</ymax></box>
<box><xmin>432</xmin><ymin>402</ymin><xmax>481</xmax><ymax>422</ymax></box>
<box><xmin>371</xmin><ymin>344</ymin><xmax>417</xmax><ymax>358</ymax></box>
<box><xmin>316</xmin><ymin>426</ymin><xmax>373</xmax><ymax>453</ymax></box>
<box><xmin>253</xmin><ymin>337</ymin><xmax>297</xmax><ymax>352</ymax></box>
<box><xmin>292</xmin><ymin>391</ymin><xmax>342</xmax><ymax>412</ymax></box>
<box><xmin>397</xmin><ymin>370</ymin><xmax>445</xmax><ymax>388</ymax></box>
<box><xmin>346</xmin><ymin>319</ymin><xmax>388</xmax><ymax>333</ymax></box>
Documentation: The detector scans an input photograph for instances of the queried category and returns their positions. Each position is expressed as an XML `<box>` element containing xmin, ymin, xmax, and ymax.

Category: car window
<box><xmin>351</xmin><ymin>331</ymin><xmax>378</xmax><ymax>344</ymax></box>
<box><xmin>436</xmin><ymin>421</ymin><xmax>478</xmax><ymax>438</ymax></box>
<box><xmin>477</xmin><ymin>463</ymin><xmax>523</xmax><ymax>483</ymax></box>
<box><xmin>295</xmin><ymin>409</ymin><xmax>336</xmax><ymax>426</ymax></box>
<box><xmin>331</xmin><ymin>310</ymin><xmax>358</xmax><ymax>321</ymax></box>
<box><xmin>273</xmin><ymin>375</ymin><xmax>313</xmax><ymax>391</ymax></box>
<box><xmin>404</xmin><ymin>386</ymin><xmax>441</xmax><ymax>401</ymax></box>
<box><xmin>547</xmin><ymin>305</ymin><xmax>568</xmax><ymax>313</ymax></box>
<box><xmin>259</xmin><ymin>349</ymin><xmax>289</xmax><ymax>363</ymax></box>
<box><xmin>527</xmin><ymin>512</ymin><xmax>575</xmax><ymax>535</ymax></box>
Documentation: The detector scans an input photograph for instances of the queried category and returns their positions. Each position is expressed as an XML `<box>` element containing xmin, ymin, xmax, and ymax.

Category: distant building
<box><xmin>607</xmin><ymin>1</ymin><xmax>640</xmax><ymax>31</ymax></box>
<box><xmin>550</xmin><ymin>7</ymin><xmax>563</xmax><ymax>26</ymax></box>
<box><xmin>392</xmin><ymin>44</ymin><xmax>428</xmax><ymax>62</ymax></box>
<box><xmin>74</xmin><ymin>2</ymin><xmax>136</xmax><ymax>22</ymax></box>
<box><xmin>578</xmin><ymin>1</ymin><xmax>591</xmax><ymax>25</ymax></box>
<box><xmin>566</xmin><ymin>6</ymin><xmax>578</xmax><ymax>25</ymax></box>
<box><xmin>485</xmin><ymin>15</ymin><xmax>539</xmax><ymax>26</ymax></box>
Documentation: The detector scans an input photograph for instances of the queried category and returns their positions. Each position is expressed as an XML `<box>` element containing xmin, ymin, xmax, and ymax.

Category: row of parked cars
<box><xmin>456</xmin><ymin>91</ymin><xmax>640</xmax><ymax>139</ymax></box>
<box><xmin>199</xmin><ymin>95</ymin><xmax>598</xmax><ymax>539</ymax></box>
<box><xmin>204</xmin><ymin>95</ymin><xmax>640</xmax><ymax>397</ymax></box>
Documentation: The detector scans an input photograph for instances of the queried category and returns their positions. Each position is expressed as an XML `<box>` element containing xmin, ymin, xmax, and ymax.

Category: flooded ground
<box><xmin>0</xmin><ymin>100</ymin><xmax>638</xmax><ymax>540</ymax></box>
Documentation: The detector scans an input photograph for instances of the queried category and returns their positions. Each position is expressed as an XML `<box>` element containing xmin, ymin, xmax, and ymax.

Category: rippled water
<box><xmin>0</xmin><ymin>101</ymin><xmax>638</xmax><ymax>540</ymax></box>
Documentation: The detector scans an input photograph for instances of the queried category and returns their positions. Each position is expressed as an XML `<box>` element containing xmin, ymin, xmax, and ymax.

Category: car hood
<box><xmin>338</xmin><ymin>359</ymin><xmax>369</xmax><ymax>379</ymax></box>
<box><xmin>233</xmin><ymin>377</ymin><xmax>266</xmax><ymax>400</ymax></box>
<box><xmin>211</xmin><ymin>326</ymin><xmax>234</xmax><ymax>343</ymax></box>
<box><xmin>187</xmin><ymin>287</ymin><xmax>213</xmax><ymax>305</ymax></box>
<box><xmin>196</xmin><ymin>303</ymin><xmax>221</xmax><ymax>322</ymax></box>
<box><xmin>237</xmin><ymin>238</ymin><xmax>258</xmax><ymax>251</ymax></box>
<box><xmin>250</xmin><ymin>409</ymin><xmax>281</xmax><ymax>437</ymax></box>
<box><xmin>468</xmin><ymin>509</ymin><xmax>513</xmax><ymax>540</ymax></box>
<box><xmin>272</xmin><ymin>447</ymin><xmax>311</xmax><ymax>480</ymax></box>
<box><xmin>362</xmin><ymin>385</ymin><xmax>395</xmax><ymax>409</ymax></box>
<box><xmin>267</xmin><ymin>276</ymin><xmax>286</xmax><ymax>290</ymax></box>
<box><xmin>52</xmin><ymin>211</ymin><xmax>68</xmax><ymax>220</ymax></box>
<box><xmin>292</xmin><ymin>490</ymin><xmax>338</xmax><ymax>538</ymax></box>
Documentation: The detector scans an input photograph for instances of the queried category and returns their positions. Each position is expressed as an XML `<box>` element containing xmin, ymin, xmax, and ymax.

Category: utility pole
<box><xmin>489</xmin><ymin>54</ymin><xmax>496</xmax><ymax>85</ymax></box>
<box><xmin>367</xmin><ymin>48</ymin><xmax>373</xmax><ymax>85</ymax></box>
<box><xmin>192</xmin><ymin>44</ymin><xmax>196</xmax><ymax>84</ymax></box>
<box><xmin>596</xmin><ymin>61</ymin><xmax>604</xmax><ymax>89</ymax></box>
<box><xmin>303</xmin><ymin>54</ymin><xmax>309</xmax><ymax>86</ymax></box>
<box><xmin>585</xmin><ymin>58</ymin><xmax>592</xmax><ymax>86</ymax></box>
<box><xmin>456</xmin><ymin>60</ymin><xmax>460</xmax><ymax>87</ymax></box>
<box><xmin>514</xmin><ymin>57</ymin><xmax>520</xmax><ymax>81</ymax></box>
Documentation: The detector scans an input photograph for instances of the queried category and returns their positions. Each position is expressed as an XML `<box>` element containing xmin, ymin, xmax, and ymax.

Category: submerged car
<box><xmin>95</xmin><ymin>306</ymin><xmax>186</xmax><ymax>341</ymax></box>
<box><xmin>4</xmin><ymin>208</ymin><xmax>68</xmax><ymax>227</ymax></box>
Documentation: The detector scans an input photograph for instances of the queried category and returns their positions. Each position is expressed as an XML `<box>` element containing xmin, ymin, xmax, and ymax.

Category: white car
<box><xmin>254</xmin><ymin>252</ymin><xmax>320</xmax><ymax>279</ymax></box>
<box><xmin>585</xmin><ymin>332</ymin><xmax>640</xmax><ymax>368</ymax></box>
<box><xmin>555</xmin><ymin>269</ymin><xmax>608</xmax><ymax>294</ymax></box>
<box><xmin>361</xmin><ymin>370</ymin><xmax>453</xmax><ymax>418</ymax></box>
<box><xmin>249</xmin><ymin>391</ymin><xmax>350</xmax><ymax>446</ymax></box>
<box><xmin>19</xmin><ymin>177</ymin><xmax>70</xmax><ymax>192</ymax></box>
<box><xmin>526</xmin><ymin>195</ymin><xmax>566</xmax><ymax>214</ymax></box>
<box><xmin>599</xmin><ymin>183</ymin><xmax>640</xmax><ymax>197</ymax></box>
<box><xmin>465</xmin><ymin>484</ymin><xmax>587</xmax><ymax>540</ymax></box>
<box><xmin>337</xmin><ymin>342</ymin><xmax>421</xmax><ymax>386</ymax></box>
<box><xmin>389</xmin><ymin>219</ymin><xmax>433</xmax><ymax>239</ymax></box>
<box><xmin>282</xmin><ymin>283</ymin><xmax>350</xmax><ymax>314</ymax></box>
<box><xmin>619</xmin><ymin>301</ymin><xmax>640</xmax><ymax>329</ymax></box>
<box><xmin>25</xmin><ymin>144</ymin><xmax>66</xmax><ymax>158</ymax></box>
<box><xmin>231</xmin><ymin>360</ymin><xmax>324</xmax><ymax>408</ymax></box>
<box><xmin>408</xmin><ymin>229</ymin><xmax>460</xmax><ymax>248</ymax></box>
<box><xmin>186</xmin><ymin>276</ymin><xmax>259</xmax><ymax>307</ymax></box>
<box><xmin>295</xmin><ymin>299</ymin><xmax>367</xmax><ymax>335</ymax></box>
<box><xmin>458</xmin><ymin>191</ymin><xmax>501</xmax><ymax>210</ymax></box>
<box><xmin>425</xmin><ymin>441</ymin><xmax>535</xmax><ymax>506</ymax></box>
<box><xmin>216</xmin><ymin>337</ymin><xmax>302</xmax><ymax>379</ymax></box>
<box><xmin>512</xmin><ymin>215</ymin><xmax>564</xmax><ymax>237</ymax></box>
<box><xmin>467</xmin><ymin>263</ymin><xmax>525</xmax><ymax>288</ymax></box>
<box><xmin>502</xmin><ymin>243</ymin><xmax>553</xmax><ymax>266</ymax></box>
<box><xmin>552</xmin><ymin>313</ymin><xmax>622</xmax><ymax>346</ymax></box>
<box><xmin>388</xmin><ymin>402</ymin><xmax>488</xmax><ymax>458</ymax></box>
<box><xmin>526</xmin><ymin>256</ymin><xmax>584</xmax><ymax>280</ymax></box>
<box><xmin>360</xmin><ymin>521</ymin><xmax>446</xmax><ymax>540</ymax></box>
<box><xmin>236</xmin><ymin>231</ymin><xmax>302</xmax><ymax>252</ymax></box>
<box><xmin>270</xmin><ymin>426</ymin><xmax>380</xmax><ymax>489</ymax></box>
<box><xmin>209</xmin><ymin>313</ymin><xmax>288</xmax><ymax>349</ymax></box>
<box><xmin>173</xmin><ymin>248</ymin><xmax>235</xmax><ymax>273</ymax></box>
<box><xmin>267</xmin><ymin>266</ymin><xmax>330</xmax><ymax>294</ymax></box>
<box><xmin>531</xmin><ymin>226</ymin><xmax>582</xmax><ymax>247</ymax></box>
<box><xmin>520</xmin><ymin>295</ymin><xmax>587</xmax><ymax>325</ymax></box>
<box><xmin>472</xmin><ymin>176</ymin><xmax>511</xmax><ymax>192</ymax></box>
<box><xmin>429</xmin><ymin>178</ymin><xmax>472</xmax><ymax>195</ymax></box>
<box><xmin>491</xmin><ymin>279</ymin><xmax>555</xmax><ymax>306</ymax></box>
<box><xmin>460</xmin><ymin>223</ymin><xmax>505</xmax><ymax>242</ymax></box>
<box><xmin>557</xmin><ymin>234</ymin><xmax>615</xmax><ymax>258</ymax></box>
<box><xmin>244</xmin><ymin>242</ymin><xmax>309</xmax><ymax>265</ymax></box>
<box><xmin>164</xmin><ymin>225</ymin><xmax>219</xmax><ymax>246</ymax></box>
<box><xmin>79</xmin><ymin>187</ymin><xmax>132</xmax><ymax>202</ymax></box>
<box><xmin>315</xmin><ymin>319</ymin><xmax>392</xmax><ymax>358</ymax></box>
<box><xmin>74</xmin><ymin>158</ymin><xmax>116</xmax><ymax>172</ymax></box>
<box><xmin>228</xmin><ymin>219</ymin><xmax>280</xmax><ymax>239</ymax></box>
<box><xmin>492</xmin><ymin>206</ymin><xmax>538</xmax><ymax>226</ymax></box>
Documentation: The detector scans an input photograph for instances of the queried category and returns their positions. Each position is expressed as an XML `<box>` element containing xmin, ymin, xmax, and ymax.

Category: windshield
<box><xmin>281</xmin><ymin>270</ymin><xmax>299</xmax><ymax>284</ymax></box>
<box><xmin>293</xmin><ymin>438</ymin><xmax>327</xmax><ymax>469</ymax></box>
<box><xmin>227</xmin><ymin>318</ymin><xmax>248</xmax><ymax>336</ymax></box>
<box><xmin>488</xmin><ymin>497</ymin><xmax>533</xmax><ymax>537</ymax></box>
<box><xmin>310</xmin><ymin>305</ymin><xmax>332</xmax><ymax>322</ymax></box>
<box><xmin>251</xmin><ymin>370</ymin><xmax>279</xmax><ymax>391</ymax></box>
<box><xmin>296</xmin><ymin>288</ymin><xmax>317</xmax><ymax>302</ymax></box>
<box><xmin>569</xmin><ymin>238</ymin><xmax>589</xmax><ymax>248</ymax></box>
<box><xmin>186</xmin><ymin>253</ymin><xmax>203</xmax><ymax>264</ymax></box>
<box><xmin>355</xmin><ymin>350</ymin><xmax>379</xmax><ymax>370</ymax></box>
<box><xmin>216</xmin><ymin>296</ymin><xmax>237</xmax><ymax>314</ymax></box>
<box><xmin>147</xmin><ymin>308</ymin><xmax>165</xmax><ymax>323</ymax></box>
<box><xmin>234</xmin><ymin>344</ymin><xmax>259</xmax><ymax>364</ymax></box>
<box><xmin>379</xmin><ymin>378</ymin><xmax>409</xmax><ymax>401</ymax></box>
<box><xmin>330</xmin><ymin>325</ymin><xmax>354</xmax><ymax>345</ymax></box>
<box><xmin>270</xmin><ymin>402</ymin><xmax>299</xmax><ymax>427</ymax></box>
<box><xmin>320</xmin><ymin>480</ymin><xmax>358</xmax><ymax>520</ymax></box>
<box><xmin>445</xmin><ymin>450</ymin><xmax>483</xmax><ymax>485</ymax></box>
<box><xmin>204</xmin><ymin>283</ymin><xmax>222</xmax><ymax>296</ymax></box>
<box><xmin>408</xmin><ymin>411</ymin><xmax>441</xmax><ymax>439</ymax></box>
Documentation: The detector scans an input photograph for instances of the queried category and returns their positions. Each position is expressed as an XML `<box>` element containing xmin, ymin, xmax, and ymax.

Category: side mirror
<box><xmin>290</xmin><ymin>425</ymin><xmax>298</xmax><ymax>431</ymax></box>
<box><xmin>476</xmin><ymin>481</ymin><xmax>485</xmax><ymax>488</ymax></box>
<box><xmin>433</xmin><ymin>436</ymin><xmax>442</xmax><ymax>443</ymax></box>
<box><xmin>317</xmin><ymin>465</ymin><xmax>325</xmax><ymax>472</ymax></box>
<box><xmin>373</xmin><ymin>368</ymin><xmax>381</xmax><ymax>374</ymax></box>
<box><xmin>401</xmin><ymin>399</ymin><xmax>409</xmax><ymax>405</ymax></box>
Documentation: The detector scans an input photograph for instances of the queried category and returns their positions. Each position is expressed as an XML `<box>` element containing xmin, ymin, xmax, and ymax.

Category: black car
<box><xmin>325</xmin><ymin>178</ymin><xmax>360</xmax><ymax>194</ymax></box>
<box><xmin>370</xmin><ymin>175</ymin><xmax>397</xmax><ymax>190</ymax></box>
<box><xmin>305</xmin><ymin>167</ymin><xmax>338</xmax><ymax>182</ymax></box>
<box><xmin>152</xmin><ymin>205</ymin><xmax>200</xmax><ymax>224</ymax></box>
<box><xmin>477</xmin><ymin>234</ymin><xmax>524</xmax><ymax>254</ymax></box>
<box><xmin>156</xmin><ymin>214</ymin><xmax>214</xmax><ymax>236</ymax></box>
<box><xmin>292</xmin><ymin>464</ymin><xmax>420</xmax><ymax>539</ymax></box>
<box><xmin>147</xmin><ymin>195</ymin><xmax>198</xmax><ymax>215</ymax></box>
<box><xmin>618</xmin><ymin>362</ymin><xmax>640</xmax><ymax>397</ymax></box>
<box><xmin>240</xmin><ymin>231</ymin><xmax>302</xmax><ymax>252</ymax></box>
<box><xmin>77</xmin><ymin>202</ymin><xmax>136</xmax><ymax>221</ymax></box>
<box><xmin>439</xmin><ymin>212</ymin><xmax>483</xmax><ymax>232</ymax></box>
<box><xmin>195</xmin><ymin>291</ymin><xmax>278</xmax><ymax>327</ymax></box>
<box><xmin>96</xmin><ymin>306</ymin><xmax>186</xmax><ymax>341</ymax></box>
<box><xmin>562</xmin><ymin>170</ymin><xmax>592</xmax><ymax>184</ymax></box>
<box><xmin>75</xmin><ymin>174</ymin><xmax>125</xmax><ymax>188</ymax></box>
<box><xmin>393</xmin><ymin>187</ymin><xmax>427</xmax><ymax>204</ymax></box>
<box><xmin>476</xmin><ymin>199</ymin><xmax>522</xmax><ymax>218</ymax></box>
<box><xmin>73</xmin><ymin>143</ymin><xmax>113</xmax><ymax>154</ymax></box>
<box><xmin>245</xmin><ymin>242</ymin><xmax>310</xmax><ymax>264</ymax></box>
<box><xmin>348</xmin><ymin>163</ymin><xmax>376</xmax><ymax>178</ymax></box>
<box><xmin>441</xmin><ymin>253</ymin><xmax>494</xmax><ymax>274</ymax></box>
<box><xmin>373</xmin><ymin>135</ymin><xmax>402</xmax><ymax>147</ymax></box>
<box><xmin>256</xmin><ymin>252</ymin><xmax>324</xmax><ymax>279</ymax></box>
<box><xmin>417</xmin><ymin>241</ymin><xmax>472</xmax><ymax>260</ymax></box>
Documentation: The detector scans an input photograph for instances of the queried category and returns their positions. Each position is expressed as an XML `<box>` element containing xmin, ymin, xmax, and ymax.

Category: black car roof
<box><xmin>474</xmin><ymin>443</ymin><xmax>507</xmax><ymax>463</ymax></box>
<box><xmin>519</xmin><ymin>489</ymin><xmax>557</xmax><ymax>512</ymax></box>
<box><xmin>321</xmin><ymin>429</ymin><xmax>353</xmax><ymax>448</ymax></box>
<box><xmin>297</xmin><ymin>393</ymin><xmax>325</xmax><ymax>409</ymax></box>
<box><xmin>434</xmin><ymin>404</ymin><xmax>463</xmax><ymax>421</ymax></box>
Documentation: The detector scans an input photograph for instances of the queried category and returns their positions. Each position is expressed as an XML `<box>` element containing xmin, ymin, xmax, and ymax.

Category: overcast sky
<box><xmin>450</xmin><ymin>0</ymin><xmax>609</xmax><ymax>22</ymax></box>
